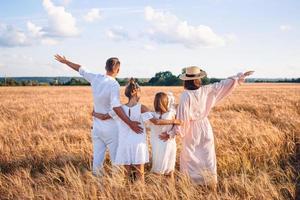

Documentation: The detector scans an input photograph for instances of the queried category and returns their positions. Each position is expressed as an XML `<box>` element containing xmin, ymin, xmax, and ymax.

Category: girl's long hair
<box><xmin>154</xmin><ymin>92</ymin><xmax>169</xmax><ymax>114</ymax></box>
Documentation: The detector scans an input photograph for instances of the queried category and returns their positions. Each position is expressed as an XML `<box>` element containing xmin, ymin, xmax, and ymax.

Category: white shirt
<box><xmin>79</xmin><ymin>67</ymin><xmax>121</xmax><ymax>127</ymax></box>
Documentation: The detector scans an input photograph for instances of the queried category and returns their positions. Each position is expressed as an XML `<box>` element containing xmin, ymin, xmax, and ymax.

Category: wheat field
<box><xmin>0</xmin><ymin>84</ymin><xmax>299</xmax><ymax>200</ymax></box>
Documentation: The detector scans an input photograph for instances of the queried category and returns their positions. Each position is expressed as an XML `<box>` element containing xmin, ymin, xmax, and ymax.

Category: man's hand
<box><xmin>54</xmin><ymin>54</ymin><xmax>81</xmax><ymax>71</ymax></box>
<box><xmin>54</xmin><ymin>54</ymin><xmax>68</xmax><ymax>64</ymax></box>
<box><xmin>129</xmin><ymin>121</ymin><xmax>143</xmax><ymax>134</ymax></box>
<box><xmin>243</xmin><ymin>71</ymin><xmax>254</xmax><ymax>77</ymax></box>
<box><xmin>113</xmin><ymin>107</ymin><xmax>143</xmax><ymax>134</ymax></box>
<box><xmin>159</xmin><ymin>131</ymin><xmax>170</xmax><ymax>142</ymax></box>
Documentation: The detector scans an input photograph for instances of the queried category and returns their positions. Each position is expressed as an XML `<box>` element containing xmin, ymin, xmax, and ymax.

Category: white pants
<box><xmin>91</xmin><ymin>119</ymin><xmax>118</xmax><ymax>175</ymax></box>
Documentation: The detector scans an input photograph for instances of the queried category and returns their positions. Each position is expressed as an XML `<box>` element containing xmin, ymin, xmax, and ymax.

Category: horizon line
<box><xmin>0</xmin><ymin>76</ymin><xmax>299</xmax><ymax>80</ymax></box>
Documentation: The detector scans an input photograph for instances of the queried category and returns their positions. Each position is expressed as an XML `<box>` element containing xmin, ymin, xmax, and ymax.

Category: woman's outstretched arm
<box><xmin>206</xmin><ymin>71</ymin><xmax>254</xmax><ymax>104</ymax></box>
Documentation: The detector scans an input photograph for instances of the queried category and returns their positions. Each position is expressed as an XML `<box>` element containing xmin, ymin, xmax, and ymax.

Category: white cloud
<box><xmin>27</xmin><ymin>21</ymin><xmax>45</xmax><ymax>38</ymax></box>
<box><xmin>0</xmin><ymin>23</ymin><xmax>30</xmax><ymax>47</ymax></box>
<box><xmin>42</xmin><ymin>0</ymin><xmax>79</xmax><ymax>37</ymax></box>
<box><xmin>0</xmin><ymin>0</ymin><xmax>76</xmax><ymax>47</ymax></box>
<box><xmin>144</xmin><ymin>6</ymin><xmax>225</xmax><ymax>48</ymax></box>
<box><xmin>84</xmin><ymin>8</ymin><xmax>102</xmax><ymax>22</ymax></box>
<box><xmin>280</xmin><ymin>25</ymin><xmax>292</xmax><ymax>32</ymax></box>
<box><xmin>105</xmin><ymin>26</ymin><xmax>130</xmax><ymax>41</ymax></box>
<box><xmin>0</xmin><ymin>21</ymin><xmax>60</xmax><ymax>47</ymax></box>
<box><xmin>27</xmin><ymin>21</ymin><xmax>59</xmax><ymax>46</ymax></box>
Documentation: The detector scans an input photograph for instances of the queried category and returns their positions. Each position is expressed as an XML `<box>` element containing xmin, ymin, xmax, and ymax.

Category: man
<box><xmin>54</xmin><ymin>54</ymin><xmax>142</xmax><ymax>175</ymax></box>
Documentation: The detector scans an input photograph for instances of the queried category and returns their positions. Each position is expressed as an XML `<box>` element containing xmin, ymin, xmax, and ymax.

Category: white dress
<box><xmin>114</xmin><ymin>103</ymin><xmax>153</xmax><ymax>165</ymax></box>
<box><xmin>173</xmin><ymin>73</ymin><xmax>246</xmax><ymax>184</ymax></box>
<box><xmin>150</xmin><ymin>111</ymin><xmax>177</xmax><ymax>174</ymax></box>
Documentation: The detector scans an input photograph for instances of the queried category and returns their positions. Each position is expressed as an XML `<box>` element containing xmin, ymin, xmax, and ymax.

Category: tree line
<box><xmin>1</xmin><ymin>71</ymin><xmax>300</xmax><ymax>86</ymax></box>
<box><xmin>0</xmin><ymin>77</ymin><xmax>90</xmax><ymax>86</ymax></box>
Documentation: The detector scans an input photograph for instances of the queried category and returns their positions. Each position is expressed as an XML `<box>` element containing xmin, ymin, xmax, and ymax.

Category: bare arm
<box><xmin>150</xmin><ymin>118</ymin><xmax>182</xmax><ymax>125</ymax></box>
<box><xmin>54</xmin><ymin>54</ymin><xmax>81</xmax><ymax>71</ymax></box>
<box><xmin>92</xmin><ymin>110</ymin><xmax>111</xmax><ymax>120</ymax></box>
<box><xmin>113</xmin><ymin>107</ymin><xmax>143</xmax><ymax>133</ymax></box>
<box><xmin>141</xmin><ymin>105</ymin><xmax>182</xmax><ymax>125</ymax></box>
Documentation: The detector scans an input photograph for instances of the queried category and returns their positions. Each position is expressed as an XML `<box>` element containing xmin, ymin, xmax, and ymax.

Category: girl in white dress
<box><xmin>93</xmin><ymin>78</ymin><xmax>180</xmax><ymax>182</ymax></box>
<box><xmin>149</xmin><ymin>92</ymin><xmax>181</xmax><ymax>179</ymax></box>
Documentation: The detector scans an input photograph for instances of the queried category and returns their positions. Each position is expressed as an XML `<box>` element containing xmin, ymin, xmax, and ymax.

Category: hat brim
<box><xmin>179</xmin><ymin>73</ymin><xmax>206</xmax><ymax>81</ymax></box>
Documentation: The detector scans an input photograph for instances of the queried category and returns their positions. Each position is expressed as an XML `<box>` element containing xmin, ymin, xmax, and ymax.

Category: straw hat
<box><xmin>179</xmin><ymin>66</ymin><xmax>207</xmax><ymax>80</ymax></box>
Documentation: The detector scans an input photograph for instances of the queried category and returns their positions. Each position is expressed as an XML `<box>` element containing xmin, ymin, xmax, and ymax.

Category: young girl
<box><xmin>149</xmin><ymin>92</ymin><xmax>180</xmax><ymax>179</ymax></box>
<box><xmin>93</xmin><ymin>78</ymin><xmax>180</xmax><ymax>182</ymax></box>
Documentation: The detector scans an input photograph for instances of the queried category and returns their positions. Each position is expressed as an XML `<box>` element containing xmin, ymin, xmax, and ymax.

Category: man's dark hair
<box><xmin>105</xmin><ymin>57</ymin><xmax>120</xmax><ymax>72</ymax></box>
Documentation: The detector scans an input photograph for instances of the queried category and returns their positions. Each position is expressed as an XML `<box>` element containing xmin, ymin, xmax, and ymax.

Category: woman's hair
<box><xmin>105</xmin><ymin>57</ymin><xmax>120</xmax><ymax>72</ymax></box>
<box><xmin>125</xmin><ymin>78</ymin><xmax>140</xmax><ymax>99</ymax></box>
<box><xmin>154</xmin><ymin>92</ymin><xmax>169</xmax><ymax>114</ymax></box>
<box><xmin>184</xmin><ymin>79</ymin><xmax>201</xmax><ymax>90</ymax></box>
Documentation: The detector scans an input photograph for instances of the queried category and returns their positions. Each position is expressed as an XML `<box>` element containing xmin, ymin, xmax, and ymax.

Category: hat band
<box><xmin>186</xmin><ymin>73</ymin><xmax>202</xmax><ymax>77</ymax></box>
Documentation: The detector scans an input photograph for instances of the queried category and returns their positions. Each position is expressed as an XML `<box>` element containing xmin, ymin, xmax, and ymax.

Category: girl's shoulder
<box><xmin>161</xmin><ymin>110</ymin><xmax>176</xmax><ymax>119</ymax></box>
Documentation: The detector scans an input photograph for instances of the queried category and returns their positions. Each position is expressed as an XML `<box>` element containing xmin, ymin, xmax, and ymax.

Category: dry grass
<box><xmin>0</xmin><ymin>84</ymin><xmax>299</xmax><ymax>200</ymax></box>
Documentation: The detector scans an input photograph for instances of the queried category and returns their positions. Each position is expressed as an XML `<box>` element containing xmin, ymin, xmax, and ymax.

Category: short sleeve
<box><xmin>141</xmin><ymin>112</ymin><xmax>154</xmax><ymax>122</ymax></box>
<box><xmin>110</xmin><ymin>82</ymin><xmax>121</xmax><ymax>108</ymax></box>
<box><xmin>78</xmin><ymin>67</ymin><xmax>97</xmax><ymax>83</ymax></box>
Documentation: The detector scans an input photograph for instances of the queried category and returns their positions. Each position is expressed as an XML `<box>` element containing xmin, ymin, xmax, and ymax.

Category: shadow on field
<box><xmin>0</xmin><ymin>154</ymin><xmax>90</xmax><ymax>176</ymax></box>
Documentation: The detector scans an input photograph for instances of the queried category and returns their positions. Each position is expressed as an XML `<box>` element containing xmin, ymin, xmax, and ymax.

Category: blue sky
<box><xmin>0</xmin><ymin>0</ymin><xmax>299</xmax><ymax>78</ymax></box>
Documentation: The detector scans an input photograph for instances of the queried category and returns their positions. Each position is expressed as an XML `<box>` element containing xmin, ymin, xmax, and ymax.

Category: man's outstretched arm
<box><xmin>54</xmin><ymin>54</ymin><xmax>81</xmax><ymax>71</ymax></box>
<box><xmin>54</xmin><ymin>54</ymin><xmax>97</xmax><ymax>83</ymax></box>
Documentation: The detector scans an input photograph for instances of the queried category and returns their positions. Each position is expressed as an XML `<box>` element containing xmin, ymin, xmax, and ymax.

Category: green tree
<box><xmin>6</xmin><ymin>78</ymin><xmax>19</xmax><ymax>86</ymax></box>
<box><xmin>149</xmin><ymin>71</ymin><xmax>181</xmax><ymax>86</ymax></box>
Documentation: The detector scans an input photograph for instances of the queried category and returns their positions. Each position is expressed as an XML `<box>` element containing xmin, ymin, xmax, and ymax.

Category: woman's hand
<box><xmin>243</xmin><ymin>71</ymin><xmax>254</xmax><ymax>77</ymax></box>
<box><xmin>159</xmin><ymin>131</ymin><xmax>170</xmax><ymax>142</ymax></box>
<box><xmin>54</xmin><ymin>54</ymin><xmax>68</xmax><ymax>64</ymax></box>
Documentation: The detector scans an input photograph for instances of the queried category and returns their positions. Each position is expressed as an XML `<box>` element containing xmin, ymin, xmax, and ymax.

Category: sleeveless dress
<box><xmin>149</xmin><ymin>111</ymin><xmax>177</xmax><ymax>174</ymax></box>
<box><xmin>114</xmin><ymin>103</ymin><xmax>153</xmax><ymax>165</ymax></box>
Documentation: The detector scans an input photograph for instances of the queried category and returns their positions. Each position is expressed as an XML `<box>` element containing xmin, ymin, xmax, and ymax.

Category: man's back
<box><xmin>78</xmin><ymin>67</ymin><xmax>121</xmax><ymax>115</ymax></box>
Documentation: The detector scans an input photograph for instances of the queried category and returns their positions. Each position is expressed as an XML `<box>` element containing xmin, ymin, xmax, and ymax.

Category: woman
<box><xmin>160</xmin><ymin>66</ymin><xmax>254</xmax><ymax>187</ymax></box>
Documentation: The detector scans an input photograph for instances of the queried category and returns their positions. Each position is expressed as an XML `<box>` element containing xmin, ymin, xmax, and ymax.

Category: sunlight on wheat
<box><xmin>0</xmin><ymin>84</ymin><xmax>299</xmax><ymax>199</ymax></box>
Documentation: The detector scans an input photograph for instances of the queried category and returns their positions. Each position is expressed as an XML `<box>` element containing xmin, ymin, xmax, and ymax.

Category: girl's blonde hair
<box><xmin>154</xmin><ymin>92</ymin><xmax>169</xmax><ymax>114</ymax></box>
